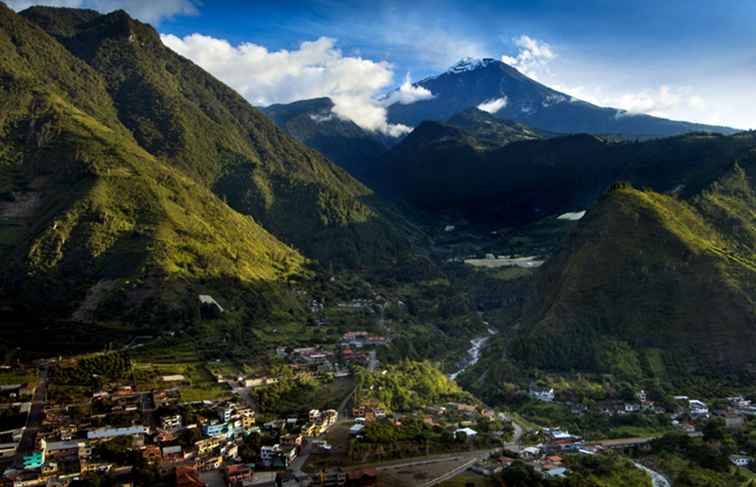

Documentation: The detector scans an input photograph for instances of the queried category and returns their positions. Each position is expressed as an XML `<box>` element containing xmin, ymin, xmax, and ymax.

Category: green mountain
<box><xmin>261</xmin><ymin>97</ymin><xmax>388</xmax><ymax>179</ymax></box>
<box><xmin>19</xmin><ymin>6</ymin><xmax>408</xmax><ymax>267</ymax></box>
<box><xmin>0</xmin><ymin>4</ymin><xmax>408</xmax><ymax>328</ymax></box>
<box><xmin>510</xmin><ymin>163</ymin><xmax>756</xmax><ymax>377</ymax></box>
<box><xmin>0</xmin><ymin>3</ymin><xmax>306</xmax><ymax>322</ymax></box>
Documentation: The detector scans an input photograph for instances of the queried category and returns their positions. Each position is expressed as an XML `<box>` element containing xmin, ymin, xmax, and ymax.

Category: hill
<box><xmin>386</xmin><ymin>57</ymin><xmax>738</xmax><ymax>138</ymax></box>
<box><xmin>261</xmin><ymin>97</ymin><xmax>388</xmax><ymax>179</ymax></box>
<box><xmin>19</xmin><ymin>6</ymin><xmax>409</xmax><ymax>267</ymax></box>
<box><xmin>0</xmin><ymin>3</ymin><xmax>304</xmax><ymax>325</ymax></box>
<box><xmin>366</xmin><ymin>124</ymin><xmax>756</xmax><ymax>226</ymax></box>
<box><xmin>510</xmin><ymin>165</ymin><xmax>756</xmax><ymax>377</ymax></box>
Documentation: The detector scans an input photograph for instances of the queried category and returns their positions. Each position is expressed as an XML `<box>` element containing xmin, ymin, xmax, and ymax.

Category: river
<box><xmin>450</xmin><ymin>327</ymin><xmax>497</xmax><ymax>380</ymax></box>
<box><xmin>633</xmin><ymin>462</ymin><xmax>671</xmax><ymax>487</ymax></box>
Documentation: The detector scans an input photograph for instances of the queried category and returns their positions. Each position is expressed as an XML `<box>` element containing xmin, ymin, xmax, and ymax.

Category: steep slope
<box><xmin>386</xmin><ymin>58</ymin><xmax>737</xmax><ymax>138</ymax></box>
<box><xmin>21</xmin><ymin>6</ymin><xmax>408</xmax><ymax>267</ymax></box>
<box><xmin>0</xmin><ymin>3</ymin><xmax>303</xmax><ymax>323</ymax></box>
<box><xmin>261</xmin><ymin>97</ymin><xmax>388</xmax><ymax>179</ymax></box>
<box><xmin>367</xmin><ymin>126</ymin><xmax>756</xmax><ymax>226</ymax></box>
<box><xmin>510</xmin><ymin>168</ymin><xmax>756</xmax><ymax>377</ymax></box>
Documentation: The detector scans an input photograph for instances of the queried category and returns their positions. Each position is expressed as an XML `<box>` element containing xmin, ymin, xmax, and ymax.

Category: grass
<box><xmin>0</xmin><ymin>368</ymin><xmax>36</xmax><ymax>386</ymax></box>
<box><xmin>438</xmin><ymin>473</ymin><xmax>498</xmax><ymax>487</ymax></box>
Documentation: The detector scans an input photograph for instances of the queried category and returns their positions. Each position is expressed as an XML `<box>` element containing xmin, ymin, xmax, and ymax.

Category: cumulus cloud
<box><xmin>162</xmin><ymin>34</ymin><xmax>411</xmax><ymax>136</ymax></box>
<box><xmin>6</xmin><ymin>0</ymin><xmax>198</xmax><ymax>23</ymax></box>
<box><xmin>501</xmin><ymin>35</ymin><xmax>556</xmax><ymax>80</ymax></box>
<box><xmin>554</xmin><ymin>83</ymin><xmax>707</xmax><ymax>119</ymax></box>
<box><xmin>381</xmin><ymin>73</ymin><xmax>434</xmax><ymax>105</ymax></box>
<box><xmin>500</xmin><ymin>35</ymin><xmax>714</xmax><ymax>123</ymax></box>
<box><xmin>477</xmin><ymin>97</ymin><xmax>508</xmax><ymax>114</ymax></box>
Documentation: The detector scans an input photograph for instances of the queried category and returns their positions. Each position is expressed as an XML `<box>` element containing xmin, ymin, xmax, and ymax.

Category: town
<box><xmin>0</xmin><ymin>329</ymin><xmax>753</xmax><ymax>487</ymax></box>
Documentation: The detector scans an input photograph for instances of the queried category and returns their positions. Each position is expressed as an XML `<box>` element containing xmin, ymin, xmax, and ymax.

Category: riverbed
<box><xmin>450</xmin><ymin>327</ymin><xmax>497</xmax><ymax>380</ymax></box>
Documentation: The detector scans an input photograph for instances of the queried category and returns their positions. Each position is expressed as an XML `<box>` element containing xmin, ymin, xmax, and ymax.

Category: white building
<box><xmin>529</xmin><ymin>386</ymin><xmax>555</xmax><ymax>402</ymax></box>
<box><xmin>689</xmin><ymin>400</ymin><xmax>709</xmax><ymax>417</ymax></box>
<box><xmin>730</xmin><ymin>455</ymin><xmax>753</xmax><ymax>467</ymax></box>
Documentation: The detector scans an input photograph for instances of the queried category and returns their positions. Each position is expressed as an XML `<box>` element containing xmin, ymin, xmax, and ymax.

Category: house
<box><xmin>161</xmin><ymin>415</ymin><xmax>182</xmax><ymax>431</ymax></box>
<box><xmin>624</xmin><ymin>403</ymin><xmax>641</xmax><ymax>413</ymax></box>
<box><xmin>87</xmin><ymin>425</ymin><xmax>147</xmax><ymax>440</ymax></box>
<box><xmin>529</xmin><ymin>386</ymin><xmax>555</xmax><ymax>402</ymax></box>
<box><xmin>312</xmin><ymin>467</ymin><xmax>347</xmax><ymax>486</ymax></box>
<box><xmin>689</xmin><ymin>400</ymin><xmax>709</xmax><ymax>417</ymax></box>
<box><xmin>176</xmin><ymin>466</ymin><xmax>205</xmax><ymax>487</ymax></box>
<box><xmin>454</xmin><ymin>427</ymin><xmax>478</xmax><ymax>438</ymax></box>
<box><xmin>202</xmin><ymin>422</ymin><xmax>227</xmax><ymax>437</ymax></box>
<box><xmin>543</xmin><ymin>467</ymin><xmax>568</xmax><ymax>478</ymax></box>
<box><xmin>224</xmin><ymin>464</ymin><xmax>253</xmax><ymax>486</ymax></box>
<box><xmin>520</xmin><ymin>446</ymin><xmax>541</xmax><ymax>460</ymax></box>
<box><xmin>729</xmin><ymin>455</ymin><xmax>753</xmax><ymax>467</ymax></box>
<box><xmin>260</xmin><ymin>444</ymin><xmax>297</xmax><ymax>468</ymax></box>
<box><xmin>162</xmin><ymin>445</ymin><xmax>183</xmax><ymax>463</ymax></box>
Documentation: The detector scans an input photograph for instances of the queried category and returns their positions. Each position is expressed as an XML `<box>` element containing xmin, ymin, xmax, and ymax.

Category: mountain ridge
<box><xmin>19</xmin><ymin>5</ymin><xmax>410</xmax><ymax>267</ymax></box>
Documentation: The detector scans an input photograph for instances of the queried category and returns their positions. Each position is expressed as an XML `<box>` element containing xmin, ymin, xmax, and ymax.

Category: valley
<box><xmin>0</xmin><ymin>3</ymin><xmax>753</xmax><ymax>487</ymax></box>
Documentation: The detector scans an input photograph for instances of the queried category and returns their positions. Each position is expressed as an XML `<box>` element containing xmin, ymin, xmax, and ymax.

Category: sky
<box><xmin>7</xmin><ymin>0</ymin><xmax>756</xmax><ymax>132</ymax></box>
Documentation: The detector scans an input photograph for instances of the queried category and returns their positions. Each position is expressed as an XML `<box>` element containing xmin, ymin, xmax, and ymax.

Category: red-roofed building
<box><xmin>224</xmin><ymin>464</ymin><xmax>252</xmax><ymax>486</ymax></box>
<box><xmin>176</xmin><ymin>466</ymin><xmax>205</xmax><ymax>487</ymax></box>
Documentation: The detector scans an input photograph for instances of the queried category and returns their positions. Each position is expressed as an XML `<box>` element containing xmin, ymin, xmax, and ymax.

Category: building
<box><xmin>161</xmin><ymin>415</ymin><xmax>182</xmax><ymax>431</ymax></box>
<box><xmin>87</xmin><ymin>425</ymin><xmax>146</xmax><ymax>440</ymax></box>
<box><xmin>176</xmin><ymin>466</ymin><xmax>206</xmax><ymax>487</ymax></box>
<box><xmin>312</xmin><ymin>468</ymin><xmax>347</xmax><ymax>486</ymax></box>
<box><xmin>454</xmin><ymin>427</ymin><xmax>477</xmax><ymax>438</ymax></box>
<box><xmin>260</xmin><ymin>444</ymin><xmax>297</xmax><ymax>468</ymax></box>
<box><xmin>22</xmin><ymin>450</ymin><xmax>45</xmax><ymax>470</ymax></box>
<box><xmin>202</xmin><ymin>422</ymin><xmax>227</xmax><ymax>437</ymax></box>
<box><xmin>529</xmin><ymin>386</ymin><xmax>555</xmax><ymax>402</ymax></box>
<box><xmin>689</xmin><ymin>400</ymin><xmax>709</xmax><ymax>417</ymax></box>
<box><xmin>224</xmin><ymin>464</ymin><xmax>253</xmax><ymax>486</ymax></box>
<box><xmin>730</xmin><ymin>455</ymin><xmax>753</xmax><ymax>467</ymax></box>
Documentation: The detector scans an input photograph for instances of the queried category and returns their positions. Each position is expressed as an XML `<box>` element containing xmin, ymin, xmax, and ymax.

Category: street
<box><xmin>17</xmin><ymin>366</ymin><xmax>48</xmax><ymax>456</ymax></box>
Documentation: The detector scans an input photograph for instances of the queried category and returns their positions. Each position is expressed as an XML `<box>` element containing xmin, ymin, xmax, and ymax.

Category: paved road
<box><xmin>17</xmin><ymin>366</ymin><xmax>48</xmax><ymax>456</ymax></box>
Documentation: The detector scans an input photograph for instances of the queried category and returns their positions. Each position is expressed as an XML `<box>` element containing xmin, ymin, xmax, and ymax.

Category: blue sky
<box><xmin>8</xmin><ymin>0</ymin><xmax>756</xmax><ymax>130</ymax></box>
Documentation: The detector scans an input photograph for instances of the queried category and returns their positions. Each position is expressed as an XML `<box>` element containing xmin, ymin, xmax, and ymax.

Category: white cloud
<box><xmin>162</xmin><ymin>33</ymin><xmax>411</xmax><ymax>136</ymax></box>
<box><xmin>501</xmin><ymin>35</ymin><xmax>556</xmax><ymax>80</ymax></box>
<box><xmin>6</xmin><ymin>0</ymin><xmax>198</xmax><ymax>23</ymax></box>
<box><xmin>477</xmin><ymin>97</ymin><xmax>508</xmax><ymax>114</ymax></box>
<box><xmin>381</xmin><ymin>73</ymin><xmax>434</xmax><ymax>105</ymax></box>
<box><xmin>500</xmin><ymin>34</ymin><xmax>724</xmax><ymax>125</ymax></box>
<box><xmin>553</xmin><ymin>83</ymin><xmax>708</xmax><ymax>120</ymax></box>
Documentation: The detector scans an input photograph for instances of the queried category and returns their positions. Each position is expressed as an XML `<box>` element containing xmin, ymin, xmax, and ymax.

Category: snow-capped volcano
<box><xmin>386</xmin><ymin>58</ymin><xmax>736</xmax><ymax>138</ymax></box>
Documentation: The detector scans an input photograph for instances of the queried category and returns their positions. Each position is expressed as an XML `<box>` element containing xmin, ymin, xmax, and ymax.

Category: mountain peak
<box><xmin>446</xmin><ymin>57</ymin><xmax>498</xmax><ymax>74</ymax></box>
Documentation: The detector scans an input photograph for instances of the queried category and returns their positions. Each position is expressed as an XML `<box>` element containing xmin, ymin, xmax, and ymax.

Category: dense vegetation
<box><xmin>354</xmin><ymin>360</ymin><xmax>470</xmax><ymax>412</ymax></box>
<box><xmin>511</xmin><ymin>171</ymin><xmax>755</xmax><ymax>377</ymax></box>
<box><xmin>20</xmin><ymin>6</ymin><xmax>409</xmax><ymax>268</ymax></box>
<box><xmin>498</xmin><ymin>454</ymin><xmax>651</xmax><ymax>487</ymax></box>
<box><xmin>51</xmin><ymin>352</ymin><xmax>132</xmax><ymax>387</ymax></box>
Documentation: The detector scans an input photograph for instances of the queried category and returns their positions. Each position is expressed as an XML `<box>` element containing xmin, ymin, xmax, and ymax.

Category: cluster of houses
<box><xmin>0</xmin><ymin>367</ymin><xmax>348</xmax><ymax>487</ymax></box>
